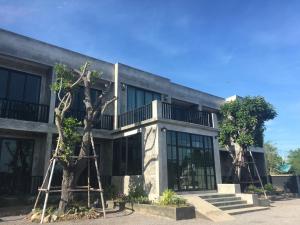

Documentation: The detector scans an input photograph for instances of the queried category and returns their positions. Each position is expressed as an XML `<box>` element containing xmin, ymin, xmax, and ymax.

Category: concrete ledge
<box><xmin>132</xmin><ymin>204</ymin><xmax>195</xmax><ymax>220</ymax></box>
<box><xmin>183</xmin><ymin>195</ymin><xmax>235</xmax><ymax>222</ymax></box>
<box><xmin>236</xmin><ymin>193</ymin><xmax>259</xmax><ymax>205</ymax></box>
<box><xmin>218</xmin><ymin>184</ymin><xmax>241</xmax><ymax>194</ymax></box>
<box><xmin>258</xmin><ymin>198</ymin><xmax>271</xmax><ymax>206</ymax></box>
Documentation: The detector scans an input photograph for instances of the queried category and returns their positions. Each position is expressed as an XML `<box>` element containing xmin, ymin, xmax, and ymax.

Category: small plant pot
<box><xmin>118</xmin><ymin>202</ymin><xmax>126</xmax><ymax>211</ymax></box>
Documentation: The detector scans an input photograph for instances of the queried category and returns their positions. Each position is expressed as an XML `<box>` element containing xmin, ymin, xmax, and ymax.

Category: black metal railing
<box><xmin>118</xmin><ymin>103</ymin><xmax>152</xmax><ymax>127</ymax></box>
<box><xmin>65</xmin><ymin>110</ymin><xmax>114</xmax><ymax>130</ymax></box>
<box><xmin>162</xmin><ymin>102</ymin><xmax>213</xmax><ymax>127</ymax></box>
<box><xmin>0</xmin><ymin>98</ymin><xmax>49</xmax><ymax>123</ymax></box>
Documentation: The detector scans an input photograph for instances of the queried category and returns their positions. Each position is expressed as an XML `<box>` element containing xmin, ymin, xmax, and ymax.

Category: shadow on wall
<box><xmin>143</xmin><ymin>126</ymin><xmax>158</xmax><ymax>173</ymax></box>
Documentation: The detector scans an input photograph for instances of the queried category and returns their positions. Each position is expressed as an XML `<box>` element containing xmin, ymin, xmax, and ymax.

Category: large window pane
<box><xmin>24</xmin><ymin>75</ymin><xmax>41</xmax><ymax>103</ymax></box>
<box><xmin>127</xmin><ymin>85</ymin><xmax>161</xmax><ymax>111</ymax></box>
<box><xmin>0</xmin><ymin>138</ymin><xmax>34</xmax><ymax>195</ymax></box>
<box><xmin>167</xmin><ymin>131</ymin><xmax>216</xmax><ymax>191</ymax></box>
<box><xmin>8</xmin><ymin>72</ymin><xmax>25</xmax><ymax>101</ymax></box>
<box><xmin>112</xmin><ymin>133</ymin><xmax>142</xmax><ymax>176</ymax></box>
<box><xmin>127</xmin><ymin>133</ymin><xmax>142</xmax><ymax>175</ymax></box>
<box><xmin>127</xmin><ymin>86</ymin><xmax>135</xmax><ymax>111</ymax></box>
<box><xmin>0</xmin><ymin>69</ymin><xmax>8</xmax><ymax>98</ymax></box>
<box><xmin>136</xmin><ymin>89</ymin><xmax>144</xmax><ymax>108</ymax></box>
<box><xmin>145</xmin><ymin>92</ymin><xmax>153</xmax><ymax>105</ymax></box>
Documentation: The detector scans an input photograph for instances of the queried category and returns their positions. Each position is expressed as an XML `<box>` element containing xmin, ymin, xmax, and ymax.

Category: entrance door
<box><xmin>167</xmin><ymin>131</ymin><xmax>216</xmax><ymax>191</ymax></box>
<box><xmin>0</xmin><ymin>138</ymin><xmax>34</xmax><ymax>195</ymax></box>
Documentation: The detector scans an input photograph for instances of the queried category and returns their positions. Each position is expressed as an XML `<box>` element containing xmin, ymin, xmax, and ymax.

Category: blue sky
<box><xmin>1</xmin><ymin>0</ymin><xmax>300</xmax><ymax>157</ymax></box>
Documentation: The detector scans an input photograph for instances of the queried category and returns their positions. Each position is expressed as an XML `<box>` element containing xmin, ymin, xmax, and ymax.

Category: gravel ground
<box><xmin>1</xmin><ymin>198</ymin><xmax>300</xmax><ymax>225</ymax></box>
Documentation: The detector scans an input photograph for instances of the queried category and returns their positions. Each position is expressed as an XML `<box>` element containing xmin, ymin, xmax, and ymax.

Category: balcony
<box><xmin>117</xmin><ymin>100</ymin><xmax>216</xmax><ymax>128</ymax></box>
<box><xmin>0</xmin><ymin>98</ymin><xmax>49</xmax><ymax>123</ymax></box>
<box><xmin>118</xmin><ymin>103</ymin><xmax>152</xmax><ymax>127</ymax></box>
<box><xmin>161</xmin><ymin>102</ymin><xmax>213</xmax><ymax>127</ymax></box>
<box><xmin>66</xmin><ymin>110</ymin><xmax>114</xmax><ymax>130</ymax></box>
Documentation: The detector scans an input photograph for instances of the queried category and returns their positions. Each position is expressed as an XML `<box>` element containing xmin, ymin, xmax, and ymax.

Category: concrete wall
<box><xmin>0</xmin><ymin>28</ymin><xmax>234</xmax><ymax>198</ymax></box>
<box><xmin>116</xmin><ymin>63</ymin><xmax>225</xmax><ymax>113</ymax></box>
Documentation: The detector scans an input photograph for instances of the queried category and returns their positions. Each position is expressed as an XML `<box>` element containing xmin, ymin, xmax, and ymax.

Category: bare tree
<box><xmin>52</xmin><ymin>62</ymin><xmax>116</xmax><ymax>213</ymax></box>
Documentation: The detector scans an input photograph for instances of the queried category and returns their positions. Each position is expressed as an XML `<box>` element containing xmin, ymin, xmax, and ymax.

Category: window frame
<box><xmin>126</xmin><ymin>85</ymin><xmax>161</xmax><ymax>111</ymax></box>
<box><xmin>112</xmin><ymin>133</ymin><xmax>142</xmax><ymax>176</ymax></box>
<box><xmin>0</xmin><ymin>67</ymin><xmax>41</xmax><ymax>104</ymax></box>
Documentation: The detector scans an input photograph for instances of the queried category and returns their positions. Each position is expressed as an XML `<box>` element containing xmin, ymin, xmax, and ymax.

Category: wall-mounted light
<box><xmin>121</xmin><ymin>83</ymin><xmax>126</xmax><ymax>91</ymax></box>
<box><xmin>161</xmin><ymin>127</ymin><xmax>167</xmax><ymax>132</ymax></box>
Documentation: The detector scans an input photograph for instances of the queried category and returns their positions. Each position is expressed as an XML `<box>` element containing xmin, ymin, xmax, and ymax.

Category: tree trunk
<box><xmin>58</xmin><ymin>168</ymin><xmax>75</xmax><ymax>214</ymax></box>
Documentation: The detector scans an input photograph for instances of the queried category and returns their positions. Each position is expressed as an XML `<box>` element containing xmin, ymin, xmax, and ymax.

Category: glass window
<box><xmin>0</xmin><ymin>68</ymin><xmax>42</xmax><ymax>104</ymax></box>
<box><xmin>113</xmin><ymin>133</ymin><xmax>142</xmax><ymax>176</ymax></box>
<box><xmin>0</xmin><ymin>69</ymin><xmax>8</xmax><ymax>98</ymax></box>
<box><xmin>136</xmin><ymin>89</ymin><xmax>144</xmax><ymax>108</ymax></box>
<box><xmin>0</xmin><ymin>138</ymin><xmax>34</xmax><ymax>195</ymax></box>
<box><xmin>126</xmin><ymin>85</ymin><xmax>161</xmax><ymax>111</ymax></box>
<box><xmin>166</xmin><ymin>131</ymin><xmax>216</xmax><ymax>191</ymax></box>
<box><xmin>8</xmin><ymin>72</ymin><xmax>25</xmax><ymax>101</ymax></box>
<box><xmin>145</xmin><ymin>92</ymin><xmax>153</xmax><ymax>105</ymax></box>
<box><xmin>127</xmin><ymin>86</ymin><xmax>135</xmax><ymax>111</ymax></box>
<box><xmin>24</xmin><ymin>75</ymin><xmax>41</xmax><ymax>103</ymax></box>
<box><xmin>153</xmin><ymin>93</ymin><xmax>161</xmax><ymax>101</ymax></box>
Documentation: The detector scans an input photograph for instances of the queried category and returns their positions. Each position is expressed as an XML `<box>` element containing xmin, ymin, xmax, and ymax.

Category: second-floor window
<box><xmin>0</xmin><ymin>67</ymin><xmax>41</xmax><ymax>104</ymax></box>
<box><xmin>56</xmin><ymin>86</ymin><xmax>102</xmax><ymax>121</ymax></box>
<box><xmin>127</xmin><ymin>85</ymin><xmax>161</xmax><ymax>111</ymax></box>
<box><xmin>69</xmin><ymin>86</ymin><xmax>101</xmax><ymax>113</ymax></box>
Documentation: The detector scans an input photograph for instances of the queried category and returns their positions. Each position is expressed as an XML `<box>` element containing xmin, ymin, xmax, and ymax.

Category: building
<box><xmin>0</xmin><ymin>29</ymin><xmax>266</xmax><ymax>200</ymax></box>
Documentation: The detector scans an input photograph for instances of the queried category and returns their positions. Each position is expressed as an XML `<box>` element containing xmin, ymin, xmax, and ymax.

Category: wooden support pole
<box><xmin>249</xmin><ymin>150</ymin><xmax>268</xmax><ymax>199</ymax></box>
<box><xmin>90</xmin><ymin>133</ymin><xmax>106</xmax><ymax>218</ymax></box>
<box><xmin>40</xmin><ymin>158</ymin><xmax>57</xmax><ymax>224</ymax></box>
<box><xmin>88</xmin><ymin>147</ymin><xmax>91</xmax><ymax>208</ymax></box>
<box><xmin>33</xmin><ymin>159</ymin><xmax>53</xmax><ymax>210</ymax></box>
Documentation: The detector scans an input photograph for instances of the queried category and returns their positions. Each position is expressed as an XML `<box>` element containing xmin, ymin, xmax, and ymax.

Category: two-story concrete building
<box><xmin>0</xmin><ymin>29</ymin><xmax>266</xmax><ymax>200</ymax></box>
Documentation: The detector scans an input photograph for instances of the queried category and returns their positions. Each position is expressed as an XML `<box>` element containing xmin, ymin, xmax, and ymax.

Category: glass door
<box><xmin>0</xmin><ymin>138</ymin><xmax>34</xmax><ymax>195</ymax></box>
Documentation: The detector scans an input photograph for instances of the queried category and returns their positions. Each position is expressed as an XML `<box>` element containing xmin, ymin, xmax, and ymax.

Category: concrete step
<box><xmin>226</xmin><ymin>206</ymin><xmax>270</xmax><ymax>215</ymax></box>
<box><xmin>212</xmin><ymin>200</ymin><xmax>247</xmax><ymax>207</ymax></box>
<box><xmin>199</xmin><ymin>194</ymin><xmax>235</xmax><ymax>199</ymax></box>
<box><xmin>206</xmin><ymin>197</ymin><xmax>242</xmax><ymax>203</ymax></box>
<box><xmin>219</xmin><ymin>203</ymin><xmax>254</xmax><ymax>211</ymax></box>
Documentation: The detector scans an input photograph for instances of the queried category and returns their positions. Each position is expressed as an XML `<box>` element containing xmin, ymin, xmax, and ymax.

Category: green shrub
<box><xmin>128</xmin><ymin>185</ymin><xmax>147</xmax><ymax>199</ymax></box>
<box><xmin>247</xmin><ymin>184</ymin><xmax>264</xmax><ymax>194</ymax></box>
<box><xmin>159</xmin><ymin>189</ymin><xmax>186</xmax><ymax>206</ymax></box>
<box><xmin>264</xmin><ymin>183</ymin><xmax>276</xmax><ymax>194</ymax></box>
<box><xmin>127</xmin><ymin>183</ymin><xmax>150</xmax><ymax>203</ymax></box>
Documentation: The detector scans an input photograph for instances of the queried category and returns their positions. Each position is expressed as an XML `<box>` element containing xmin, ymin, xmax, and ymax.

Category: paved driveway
<box><xmin>1</xmin><ymin>198</ymin><xmax>300</xmax><ymax>225</ymax></box>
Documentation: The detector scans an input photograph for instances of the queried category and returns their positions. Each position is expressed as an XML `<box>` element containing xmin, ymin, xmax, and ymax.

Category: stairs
<box><xmin>200</xmin><ymin>193</ymin><xmax>269</xmax><ymax>215</ymax></box>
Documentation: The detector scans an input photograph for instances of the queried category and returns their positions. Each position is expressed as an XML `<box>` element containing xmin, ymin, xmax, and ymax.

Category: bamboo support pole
<box><xmin>90</xmin><ymin>133</ymin><xmax>106</xmax><ymax>218</ymax></box>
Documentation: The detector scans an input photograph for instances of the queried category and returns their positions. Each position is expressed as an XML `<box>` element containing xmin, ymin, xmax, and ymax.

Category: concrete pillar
<box><xmin>143</xmin><ymin>124</ymin><xmax>160</xmax><ymax>200</ymax></box>
<box><xmin>212</xmin><ymin>113</ymin><xmax>219</xmax><ymax>129</ymax></box>
<box><xmin>114</xmin><ymin>63</ymin><xmax>121</xmax><ymax>129</ymax></box>
<box><xmin>48</xmin><ymin>69</ymin><xmax>56</xmax><ymax>124</ymax></box>
<box><xmin>213</xmin><ymin>137</ymin><xmax>222</xmax><ymax>185</ymax></box>
<box><xmin>43</xmin><ymin>132</ymin><xmax>53</xmax><ymax>176</ymax></box>
<box><xmin>157</xmin><ymin>124</ymin><xmax>168</xmax><ymax>195</ymax></box>
<box><xmin>152</xmin><ymin>100</ymin><xmax>162</xmax><ymax>120</ymax></box>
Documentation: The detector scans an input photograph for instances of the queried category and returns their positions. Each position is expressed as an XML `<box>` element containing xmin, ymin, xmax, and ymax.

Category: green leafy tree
<box><xmin>52</xmin><ymin>62</ymin><xmax>116</xmax><ymax>213</ymax></box>
<box><xmin>264</xmin><ymin>142</ymin><xmax>283</xmax><ymax>175</ymax></box>
<box><xmin>288</xmin><ymin>148</ymin><xmax>300</xmax><ymax>175</ymax></box>
<box><xmin>219</xmin><ymin>96</ymin><xmax>277</xmax><ymax>181</ymax></box>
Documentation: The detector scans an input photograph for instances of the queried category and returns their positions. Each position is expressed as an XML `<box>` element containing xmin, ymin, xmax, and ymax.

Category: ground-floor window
<box><xmin>0</xmin><ymin>138</ymin><xmax>34</xmax><ymax>195</ymax></box>
<box><xmin>113</xmin><ymin>133</ymin><xmax>142</xmax><ymax>176</ymax></box>
<box><xmin>167</xmin><ymin>131</ymin><xmax>216</xmax><ymax>191</ymax></box>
